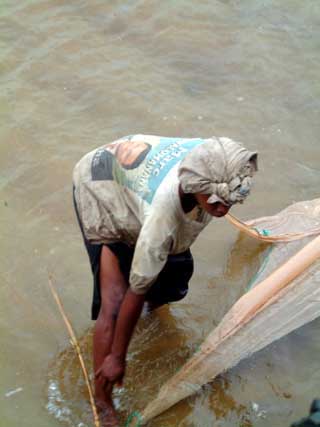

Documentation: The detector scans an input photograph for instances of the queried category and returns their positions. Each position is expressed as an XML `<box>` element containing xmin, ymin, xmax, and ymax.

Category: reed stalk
<box><xmin>226</xmin><ymin>213</ymin><xmax>320</xmax><ymax>242</ymax></box>
<box><xmin>48</xmin><ymin>275</ymin><xmax>100</xmax><ymax>427</ymax></box>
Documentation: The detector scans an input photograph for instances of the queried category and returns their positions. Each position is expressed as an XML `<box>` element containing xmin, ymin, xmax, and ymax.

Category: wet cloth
<box><xmin>73</xmin><ymin>190</ymin><xmax>193</xmax><ymax>320</ymax></box>
<box><xmin>73</xmin><ymin>134</ymin><xmax>256</xmax><ymax>294</ymax></box>
<box><xmin>178</xmin><ymin>137</ymin><xmax>258</xmax><ymax>206</ymax></box>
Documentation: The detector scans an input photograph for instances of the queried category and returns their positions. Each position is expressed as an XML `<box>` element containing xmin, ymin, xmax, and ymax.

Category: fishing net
<box><xmin>226</xmin><ymin>198</ymin><xmax>320</xmax><ymax>243</ymax></box>
<box><xmin>241</xmin><ymin>199</ymin><xmax>320</xmax><ymax>289</ymax></box>
<box><xmin>129</xmin><ymin>199</ymin><xmax>320</xmax><ymax>425</ymax></box>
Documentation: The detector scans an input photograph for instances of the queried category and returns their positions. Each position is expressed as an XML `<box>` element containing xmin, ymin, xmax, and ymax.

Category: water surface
<box><xmin>1</xmin><ymin>1</ymin><xmax>320</xmax><ymax>426</ymax></box>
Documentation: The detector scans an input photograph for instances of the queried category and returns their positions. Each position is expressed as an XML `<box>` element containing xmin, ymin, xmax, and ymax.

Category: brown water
<box><xmin>1</xmin><ymin>1</ymin><xmax>320</xmax><ymax>426</ymax></box>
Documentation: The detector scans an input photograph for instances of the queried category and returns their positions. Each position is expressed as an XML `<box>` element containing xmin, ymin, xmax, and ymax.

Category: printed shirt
<box><xmin>73</xmin><ymin>134</ymin><xmax>212</xmax><ymax>294</ymax></box>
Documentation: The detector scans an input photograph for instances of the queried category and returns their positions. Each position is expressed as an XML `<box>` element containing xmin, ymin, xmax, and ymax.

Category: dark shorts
<box><xmin>73</xmin><ymin>189</ymin><xmax>194</xmax><ymax>320</ymax></box>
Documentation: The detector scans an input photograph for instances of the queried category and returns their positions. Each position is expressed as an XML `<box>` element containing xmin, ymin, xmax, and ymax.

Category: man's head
<box><xmin>178</xmin><ymin>137</ymin><xmax>258</xmax><ymax>217</ymax></box>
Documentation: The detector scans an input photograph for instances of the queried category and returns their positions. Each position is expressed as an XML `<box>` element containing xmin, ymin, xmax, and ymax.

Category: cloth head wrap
<box><xmin>178</xmin><ymin>137</ymin><xmax>258</xmax><ymax>206</ymax></box>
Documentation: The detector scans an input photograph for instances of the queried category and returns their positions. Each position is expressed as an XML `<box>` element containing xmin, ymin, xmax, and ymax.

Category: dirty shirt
<box><xmin>73</xmin><ymin>135</ymin><xmax>212</xmax><ymax>294</ymax></box>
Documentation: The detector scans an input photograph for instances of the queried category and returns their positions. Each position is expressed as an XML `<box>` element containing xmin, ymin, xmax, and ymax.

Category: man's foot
<box><xmin>96</xmin><ymin>399</ymin><xmax>119</xmax><ymax>427</ymax></box>
<box><xmin>100</xmin><ymin>408</ymin><xmax>119</xmax><ymax>427</ymax></box>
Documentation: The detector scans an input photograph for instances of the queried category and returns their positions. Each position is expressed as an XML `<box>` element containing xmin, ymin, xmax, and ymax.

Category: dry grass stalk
<box><xmin>48</xmin><ymin>275</ymin><xmax>100</xmax><ymax>427</ymax></box>
<box><xmin>226</xmin><ymin>213</ymin><xmax>320</xmax><ymax>242</ymax></box>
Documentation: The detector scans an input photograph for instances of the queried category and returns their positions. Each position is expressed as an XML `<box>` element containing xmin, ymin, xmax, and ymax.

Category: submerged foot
<box><xmin>96</xmin><ymin>399</ymin><xmax>119</xmax><ymax>427</ymax></box>
<box><xmin>100</xmin><ymin>410</ymin><xmax>119</xmax><ymax>427</ymax></box>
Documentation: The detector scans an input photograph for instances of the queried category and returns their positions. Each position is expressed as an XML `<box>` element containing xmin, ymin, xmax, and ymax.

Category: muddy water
<box><xmin>1</xmin><ymin>1</ymin><xmax>320</xmax><ymax>426</ymax></box>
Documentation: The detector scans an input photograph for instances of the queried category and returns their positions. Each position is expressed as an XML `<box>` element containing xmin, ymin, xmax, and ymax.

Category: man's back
<box><xmin>73</xmin><ymin>134</ymin><xmax>210</xmax><ymax>245</ymax></box>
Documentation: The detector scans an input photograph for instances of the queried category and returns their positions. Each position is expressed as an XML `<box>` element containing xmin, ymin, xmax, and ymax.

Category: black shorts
<box><xmin>73</xmin><ymin>189</ymin><xmax>194</xmax><ymax>320</ymax></box>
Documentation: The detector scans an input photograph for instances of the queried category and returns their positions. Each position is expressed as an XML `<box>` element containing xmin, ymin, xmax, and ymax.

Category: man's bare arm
<box><xmin>96</xmin><ymin>289</ymin><xmax>145</xmax><ymax>384</ymax></box>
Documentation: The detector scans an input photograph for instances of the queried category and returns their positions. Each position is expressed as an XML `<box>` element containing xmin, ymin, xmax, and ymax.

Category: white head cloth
<box><xmin>178</xmin><ymin>137</ymin><xmax>258</xmax><ymax>205</ymax></box>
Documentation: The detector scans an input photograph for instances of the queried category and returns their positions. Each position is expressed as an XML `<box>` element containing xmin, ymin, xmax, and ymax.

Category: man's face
<box><xmin>115</xmin><ymin>140</ymin><xmax>150</xmax><ymax>168</ymax></box>
<box><xmin>195</xmin><ymin>193</ymin><xmax>231</xmax><ymax>217</ymax></box>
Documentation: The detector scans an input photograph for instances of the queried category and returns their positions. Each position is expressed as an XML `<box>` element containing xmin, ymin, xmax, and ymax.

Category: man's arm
<box><xmin>96</xmin><ymin>210</ymin><xmax>176</xmax><ymax>384</ymax></box>
<box><xmin>96</xmin><ymin>289</ymin><xmax>145</xmax><ymax>384</ymax></box>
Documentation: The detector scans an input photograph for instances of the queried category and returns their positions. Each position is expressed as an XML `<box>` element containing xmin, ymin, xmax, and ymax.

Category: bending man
<box><xmin>72</xmin><ymin>134</ymin><xmax>258</xmax><ymax>426</ymax></box>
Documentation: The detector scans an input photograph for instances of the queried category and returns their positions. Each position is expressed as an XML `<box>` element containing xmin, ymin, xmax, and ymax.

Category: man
<box><xmin>73</xmin><ymin>134</ymin><xmax>258</xmax><ymax>426</ymax></box>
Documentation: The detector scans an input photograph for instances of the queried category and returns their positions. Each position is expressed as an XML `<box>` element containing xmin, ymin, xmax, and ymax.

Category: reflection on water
<box><xmin>226</xmin><ymin>234</ymin><xmax>269</xmax><ymax>284</ymax></box>
<box><xmin>46</xmin><ymin>308</ymin><xmax>256</xmax><ymax>427</ymax></box>
<box><xmin>46</xmin><ymin>308</ymin><xmax>194</xmax><ymax>426</ymax></box>
<box><xmin>47</xmin><ymin>331</ymin><xmax>93</xmax><ymax>427</ymax></box>
<box><xmin>45</xmin><ymin>231</ymin><xmax>320</xmax><ymax>426</ymax></box>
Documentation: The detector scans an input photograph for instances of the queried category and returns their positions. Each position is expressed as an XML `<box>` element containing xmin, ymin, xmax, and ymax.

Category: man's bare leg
<box><xmin>93</xmin><ymin>246</ymin><xmax>128</xmax><ymax>425</ymax></box>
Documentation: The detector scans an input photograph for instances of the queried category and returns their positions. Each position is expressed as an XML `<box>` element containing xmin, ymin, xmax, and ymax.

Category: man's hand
<box><xmin>95</xmin><ymin>354</ymin><xmax>125</xmax><ymax>386</ymax></box>
<box><xmin>95</xmin><ymin>288</ymin><xmax>145</xmax><ymax>395</ymax></box>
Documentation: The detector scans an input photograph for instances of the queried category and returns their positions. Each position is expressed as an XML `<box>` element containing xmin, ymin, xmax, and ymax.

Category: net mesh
<box><xmin>135</xmin><ymin>199</ymin><xmax>320</xmax><ymax>425</ymax></box>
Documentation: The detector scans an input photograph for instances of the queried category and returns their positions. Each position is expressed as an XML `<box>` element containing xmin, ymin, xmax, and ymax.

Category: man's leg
<box><xmin>93</xmin><ymin>245</ymin><xmax>128</xmax><ymax>422</ymax></box>
<box><xmin>73</xmin><ymin>190</ymin><xmax>127</xmax><ymax>425</ymax></box>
